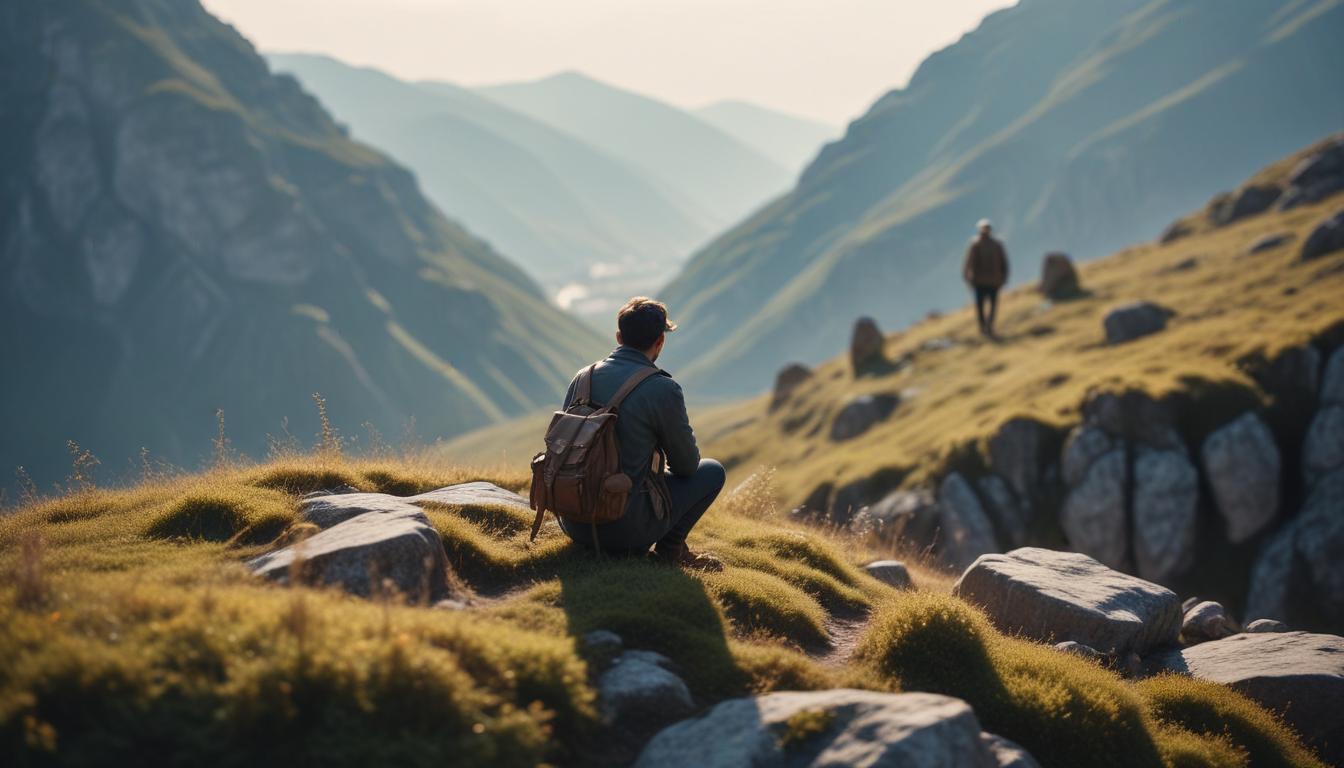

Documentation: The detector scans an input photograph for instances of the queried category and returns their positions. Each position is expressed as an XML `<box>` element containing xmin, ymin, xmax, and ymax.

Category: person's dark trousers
<box><xmin>974</xmin><ymin>285</ymin><xmax>999</xmax><ymax>335</ymax></box>
<box><xmin>656</xmin><ymin>459</ymin><xmax>726</xmax><ymax>549</ymax></box>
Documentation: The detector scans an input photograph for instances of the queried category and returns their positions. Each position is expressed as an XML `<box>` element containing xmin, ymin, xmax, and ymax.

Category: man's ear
<box><xmin>616</xmin><ymin>331</ymin><xmax>623</xmax><ymax>346</ymax></box>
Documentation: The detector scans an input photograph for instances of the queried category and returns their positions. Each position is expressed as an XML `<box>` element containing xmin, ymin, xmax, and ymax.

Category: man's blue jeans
<box><xmin>560</xmin><ymin>459</ymin><xmax>726</xmax><ymax>553</ymax></box>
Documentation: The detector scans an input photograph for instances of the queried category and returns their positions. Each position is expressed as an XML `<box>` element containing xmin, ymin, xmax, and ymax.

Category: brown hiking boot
<box><xmin>653</xmin><ymin>541</ymin><xmax>725</xmax><ymax>572</ymax></box>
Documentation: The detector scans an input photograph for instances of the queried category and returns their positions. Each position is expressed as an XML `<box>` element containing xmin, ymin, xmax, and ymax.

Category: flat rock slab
<box><xmin>864</xmin><ymin>560</ymin><xmax>914</xmax><ymax>590</ymax></box>
<box><xmin>634</xmin><ymin>689</ymin><xmax>999</xmax><ymax>768</ymax></box>
<box><xmin>953</xmin><ymin>548</ymin><xmax>1181</xmax><ymax>656</ymax></box>
<box><xmin>249</xmin><ymin>506</ymin><xmax>451</xmax><ymax>602</ymax></box>
<box><xmin>1143</xmin><ymin>631</ymin><xmax>1344</xmax><ymax>766</ymax></box>
<box><xmin>301</xmin><ymin>481</ymin><xmax>528</xmax><ymax>529</ymax></box>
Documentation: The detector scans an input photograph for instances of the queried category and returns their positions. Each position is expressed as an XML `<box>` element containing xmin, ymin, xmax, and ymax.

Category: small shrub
<box><xmin>703</xmin><ymin>568</ymin><xmax>828</xmax><ymax>649</ymax></box>
<box><xmin>777</xmin><ymin>708</ymin><xmax>835</xmax><ymax>749</ymax></box>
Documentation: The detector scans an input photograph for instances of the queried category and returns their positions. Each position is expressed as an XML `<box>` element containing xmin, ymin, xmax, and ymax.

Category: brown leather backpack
<box><xmin>528</xmin><ymin>364</ymin><xmax>663</xmax><ymax>541</ymax></box>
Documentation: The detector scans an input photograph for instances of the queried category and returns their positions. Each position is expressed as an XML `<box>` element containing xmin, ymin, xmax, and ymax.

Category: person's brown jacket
<box><xmin>963</xmin><ymin>235</ymin><xmax>1009</xmax><ymax>288</ymax></box>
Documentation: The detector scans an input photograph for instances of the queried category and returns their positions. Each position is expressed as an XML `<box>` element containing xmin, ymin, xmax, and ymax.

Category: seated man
<box><xmin>557</xmin><ymin>297</ymin><xmax>725</xmax><ymax>570</ymax></box>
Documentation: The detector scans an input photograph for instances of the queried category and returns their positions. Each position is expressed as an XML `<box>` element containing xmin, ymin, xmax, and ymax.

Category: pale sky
<box><xmin>203</xmin><ymin>0</ymin><xmax>1011</xmax><ymax>124</ymax></box>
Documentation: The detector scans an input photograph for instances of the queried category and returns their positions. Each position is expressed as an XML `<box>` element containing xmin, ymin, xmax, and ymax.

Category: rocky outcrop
<box><xmin>598</xmin><ymin>650</ymin><xmax>694</xmax><ymax>730</ymax></box>
<box><xmin>1209</xmin><ymin>184</ymin><xmax>1281</xmax><ymax>226</ymax></box>
<box><xmin>634</xmin><ymin>690</ymin><xmax>1006</xmax><ymax>768</ymax></box>
<box><xmin>864</xmin><ymin>560</ymin><xmax>914</xmax><ymax>590</ymax></box>
<box><xmin>830</xmin><ymin>394</ymin><xmax>899</xmax><ymax>441</ymax></box>
<box><xmin>1143</xmin><ymin>632</ymin><xmax>1344</xmax><ymax>766</ymax></box>
<box><xmin>771</xmin><ymin>363</ymin><xmax>814</xmax><ymax>410</ymax></box>
<box><xmin>953</xmin><ymin>548</ymin><xmax>1181</xmax><ymax>656</ymax></box>
<box><xmin>938</xmin><ymin>474</ymin><xmax>1000</xmax><ymax>570</ymax></box>
<box><xmin>300</xmin><ymin>481</ymin><xmax>530</xmax><ymax>529</ymax></box>
<box><xmin>1246</xmin><ymin>232</ymin><xmax>1291</xmax><ymax>254</ymax></box>
<box><xmin>1280</xmin><ymin>138</ymin><xmax>1344</xmax><ymax>211</ymax></box>
<box><xmin>976</xmin><ymin>475</ymin><xmax>1030</xmax><ymax>550</ymax></box>
<box><xmin>1060</xmin><ymin>444</ymin><xmax>1129</xmax><ymax>570</ymax></box>
<box><xmin>1103</xmin><ymin>302</ymin><xmax>1172</xmax><ymax>344</ymax></box>
<box><xmin>1131</xmin><ymin>445</ymin><xmax>1199</xmax><ymax>583</ymax></box>
<box><xmin>1039</xmin><ymin>253</ymin><xmax>1080</xmax><ymax>299</ymax></box>
<box><xmin>1301</xmin><ymin>209</ymin><xmax>1344</xmax><ymax>261</ymax></box>
<box><xmin>852</xmin><ymin>488</ymin><xmax>940</xmax><ymax>547</ymax></box>
<box><xmin>1245</xmin><ymin>468</ymin><xmax>1344</xmax><ymax>628</ymax></box>
<box><xmin>850</xmin><ymin>317</ymin><xmax>885</xmax><ymax>372</ymax></box>
<box><xmin>1180</xmin><ymin>601</ymin><xmax>1238</xmax><ymax>644</ymax></box>
<box><xmin>248</xmin><ymin>505</ymin><xmax>452</xmax><ymax>602</ymax></box>
<box><xmin>1302</xmin><ymin>405</ymin><xmax>1344</xmax><ymax>488</ymax></box>
<box><xmin>987</xmin><ymin>418</ymin><xmax>1055</xmax><ymax>510</ymax></box>
<box><xmin>1201</xmin><ymin>413</ymin><xmax>1280</xmax><ymax>542</ymax></box>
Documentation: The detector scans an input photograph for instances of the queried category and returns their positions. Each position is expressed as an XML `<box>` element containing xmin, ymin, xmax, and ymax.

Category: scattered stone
<box><xmin>433</xmin><ymin>598</ymin><xmax>468</xmax><ymax>610</ymax></box>
<box><xmin>301</xmin><ymin>484</ymin><xmax>361</xmax><ymax>500</ymax></box>
<box><xmin>770</xmin><ymin>363</ymin><xmax>813</xmax><ymax>410</ymax></box>
<box><xmin>976</xmin><ymin>475</ymin><xmax>1030</xmax><ymax>550</ymax></box>
<box><xmin>1246</xmin><ymin>232</ymin><xmax>1291</xmax><ymax>255</ymax></box>
<box><xmin>921</xmin><ymin>337</ymin><xmax>956</xmax><ymax>352</ymax></box>
<box><xmin>581</xmin><ymin>629</ymin><xmax>624</xmax><ymax>657</ymax></box>
<box><xmin>1201</xmin><ymin>412</ymin><xmax>1281</xmax><ymax>542</ymax></box>
<box><xmin>1103</xmin><ymin>301</ymin><xmax>1172</xmax><ymax>344</ymax></box>
<box><xmin>1132</xmin><ymin>445</ymin><xmax>1199</xmax><ymax>583</ymax></box>
<box><xmin>987</xmin><ymin>418</ymin><xmax>1053</xmax><ymax>507</ymax></box>
<box><xmin>1160</xmin><ymin>256</ymin><xmax>1199</xmax><ymax>274</ymax></box>
<box><xmin>864</xmin><ymin>560</ymin><xmax>914</xmax><ymax>590</ymax></box>
<box><xmin>633</xmin><ymin>689</ymin><xmax>999</xmax><ymax>768</ymax></box>
<box><xmin>850</xmin><ymin>317</ymin><xmax>885</xmax><ymax>372</ymax></box>
<box><xmin>981</xmin><ymin>733</ymin><xmax>1043</xmax><ymax>768</ymax></box>
<box><xmin>1181</xmin><ymin>601</ymin><xmax>1238</xmax><ymax>644</ymax></box>
<box><xmin>793</xmin><ymin>483</ymin><xmax>834</xmax><ymax>523</ymax></box>
<box><xmin>599</xmin><ymin>650</ymin><xmax>694</xmax><ymax>730</ymax></box>
<box><xmin>852</xmin><ymin>488</ymin><xmax>940</xmax><ymax>547</ymax></box>
<box><xmin>938</xmin><ymin>473</ymin><xmax>1000</xmax><ymax>570</ymax></box>
<box><xmin>830</xmin><ymin>393</ymin><xmax>899</xmax><ymax>441</ymax></box>
<box><xmin>1246</xmin><ymin>618</ymin><xmax>1288</xmax><ymax>633</ymax></box>
<box><xmin>248</xmin><ymin>506</ymin><xmax>452</xmax><ymax>603</ymax></box>
<box><xmin>953</xmin><ymin>548</ymin><xmax>1181</xmax><ymax>656</ymax></box>
<box><xmin>1159</xmin><ymin>220</ymin><xmax>1193</xmax><ymax>243</ymax></box>
<box><xmin>1281</xmin><ymin>139</ymin><xmax>1344</xmax><ymax>211</ymax></box>
<box><xmin>1142</xmin><ymin>632</ymin><xmax>1344</xmax><ymax>766</ymax></box>
<box><xmin>1209</xmin><ymin>184</ymin><xmax>1281</xmax><ymax>226</ymax></box>
<box><xmin>1039</xmin><ymin>252</ymin><xmax>1080</xmax><ymax>299</ymax></box>
<box><xmin>1279</xmin><ymin>177</ymin><xmax>1344</xmax><ymax>211</ymax></box>
<box><xmin>1302</xmin><ymin>405</ymin><xmax>1344</xmax><ymax>488</ymax></box>
<box><xmin>1301</xmin><ymin>209</ymin><xmax>1344</xmax><ymax>261</ymax></box>
<box><xmin>1059</xmin><ymin>448</ymin><xmax>1129</xmax><ymax>571</ymax></box>
<box><xmin>1054</xmin><ymin>640</ymin><xmax>1102</xmax><ymax>662</ymax></box>
<box><xmin>1322</xmin><ymin>346</ymin><xmax>1344</xmax><ymax>406</ymax></box>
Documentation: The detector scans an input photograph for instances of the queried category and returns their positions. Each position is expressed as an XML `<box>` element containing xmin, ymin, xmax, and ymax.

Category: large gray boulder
<box><xmin>1282</xmin><ymin>140</ymin><xmax>1344</xmax><ymax>211</ymax></box>
<box><xmin>938</xmin><ymin>473</ymin><xmax>1000</xmax><ymax>570</ymax></box>
<box><xmin>1143</xmin><ymin>632</ymin><xmax>1344</xmax><ymax>766</ymax></box>
<box><xmin>1246</xmin><ymin>232</ymin><xmax>1292</xmax><ymax>255</ymax></box>
<box><xmin>1209</xmin><ymin>184</ymin><xmax>1281</xmax><ymax>226</ymax></box>
<box><xmin>830</xmin><ymin>393</ymin><xmax>899</xmax><ymax>441</ymax></box>
<box><xmin>1039</xmin><ymin>252</ymin><xmax>1080</xmax><ymax>300</ymax></box>
<box><xmin>853</xmin><ymin>488</ymin><xmax>940</xmax><ymax>547</ymax></box>
<box><xmin>771</xmin><ymin>363</ymin><xmax>814</xmax><ymax>411</ymax></box>
<box><xmin>976</xmin><ymin>475</ymin><xmax>1030</xmax><ymax>550</ymax></box>
<box><xmin>1132</xmin><ymin>445</ymin><xmax>1199</xmax><ymax>583</ymax></box>
<box><xmin>1061</xmin><ymin>425</ymin><xmax>1115</xmax><ymax>488</ymax></box>
<box><xmin>1103</xmin><ymin>302</ymin><xmax>1172</xmax><ymax>344</ymax></box>
<box><xmin>1301</xmin><ymin>209</ymin><xmax>1344</xmax><ymax>261</ymax></box>
<box><xmin>1322</xmin><ymin>346</ymin><xmax>1344</xmax><ymax>406</ymax></box>
<box><xmin>248</xmin><ymin>505</ymin><xmax>452</xmax><ymax>602</ymax></box>
<box><xmin>987</xmin><ymin>418</ymin><xmax>1053</xmax><ymax>508</ymax></box>
<box><xmin>953</xmin><ymin>548</ymin><xmax>1181</xmax><ymax>656</ymax></box>
<box><xmin>300</xmin><ymin>481</ymin><xmax>530</xmax><ymax>529</ymax></box>
<box><xmin>850</xmin><ymin>317</ymin><xmax>885</xmax><ymax>372</ymax></box>
<box><xmin>598</xmin><ymin>650</ymin><xmax>694</xmax><ymax>730</ymax></box>
<box><xmin>1302</xmin><ymin>405</ymin><xmax>1344</xmax><ymax>489</ymax></box>
<box><xmin>634</xmin><ymin>689</ymin><xmax>1000</xmax><ymax>768</ymax></box>
<box><xmin>1059</xmin><ymin>448</ymin><xmax>1129</xmax><ymax>571</ymax></box>
<box><xmin>1200</xmin><ymin>413</ymin><xmax>1281</xmax><ymax>542</ymax></box>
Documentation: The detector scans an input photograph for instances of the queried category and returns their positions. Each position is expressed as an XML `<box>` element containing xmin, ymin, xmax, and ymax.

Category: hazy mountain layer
<box><xmin>0</xmin><ymin>0</ymin><xmax>604</xmax><ymax>488</ymax></box>
<box><xmin>694</xmin><ymin>100</ymin><xmax>838</xmax><ymax>174</ymax></box>
<box><xmin>660</xmin><ymin>0</ymin><xmax>1344</xmax><ymax>397</ymax></box>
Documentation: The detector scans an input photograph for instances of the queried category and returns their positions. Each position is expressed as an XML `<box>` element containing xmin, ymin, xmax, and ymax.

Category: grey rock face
<box><xmin>988</xmin><ymin>418</ymin><xmax>1053</xmax><ymax>508</ymax></box>
<box><xmin>1201</xmin><ymin>413</ymin><xmax>1280</xmax><ymax>542</ymax></box>
<box><xmin>953</xmin><ymin>548</ymin><xmax>1181</xmax><ymax>655</ymax></box>
<box><xmin>1243</xmin><ymin>525</ymin><xmax>1297</xmax><ymax>623</ymax></box>
<box><xmin>581</xmin><ymin>629</ymin><xmax>624</xmax><ymax>658</ymax></box>
<box><xmin>1302</xmin><ymin>405</ymin><xmax>1344</xmax><ymax>488</ymax></box>
<box><xmin>1143</xmin><ymin>632</ymin><xmax>1344</xmax><ymax>766</ymax></box>
<box><xmin>1039</xmin><ymin>252</ymin><xmax>1080</xmax><ymax>299</ymax></box>
<box><xmin>1061</xmin><ymin>425</ymin><xmax>1115</xmax><ymax>488</ymax></box>
<box><xmin>598</xmin><ymin>650</ymin><xmax>694</xmax><ymax>729</ymax></box>
<box><xmin>248</xmin><ymin>506</ymin><xmax>451</xmax><ymax>602</ymax></box>
<box><xmin>1245</xmin><ymin>619</ymin><xmax>1287</xmax><ymax>633</ymax></box>
<box><xmin>864</xmin><ymin>560</ymin><xmax>914</xmax><ymax>590</ymax></box>
<box><xmin>1294</xmin><ymin>469</ymin><xmax>1344</xmax><ymax>624</ymax></box>
<box><xmin>850</xmin><ymin>317</ymin><xmax>885</xmax><ymax>371</ymax></box>
<box><xmin>634</xmin><ymin>689</ymin><xmax>998</xmax><ymax>768</ymax></box>
<box><xmin>1246</xmin><ymin>232</ymin><xmax>1291</xmax><ymax>255</ymax></box>
<box><xmin>1322</xmin><ymin>346</ymin><xmax>1344</xmax><ymax>406</ymax></box>
<box><xmin>1301</xmin><ymin>209</ymin><xmax>1344</xmax><ymax>261</ymax></box>
<box><xmin>1132</xmin><ymin>445</ymin><xmax>1199</xmax><ymax>583</ymax></box>
<box><xmin>1181</xmin><ymin>601</ymin><xmax>1238</xmax><ymax>644</ymax></box>
<box><xmin>938</xmin><ymin>473</ymin><xmax>1000</xmax><ymax>570</ymax></box>
<box><xmin>830</xmin><ymin>393</ymin><xmax>899</xmax><ymax>441</ymax></box>
<box><xmin>976</xmin><ymin>475</ymin><xmax>1030</xmax><ymax>550</ymax></box>
<box><xmin>1281</xmin><ymin>139</ymin><xmax>1344</xmax><ymax>211</ymax></box>
<box><xmin>771</xmin><ymin>363</ymin><xmax>813</xmax><ymax>410</ymax></box>
<box><xmin>1059</xmin><ymin>448</ymin><xmax>1129</xmax><ymax>571</ymax></box>
<box><xmin>980</xmin><ymin>733</ymin><xmax>1043</xmax><ymax>768</ymax></box>
<box><xmin>1103</xmin><ymin>301</ymin><xmax>1172</xmax><ymax>344</ymax></box>
<box><xmin>1209</xmin><ymin>184</ymin><xmax>1281</xmax><ymax>226</ymax></box>
<box><xmin>301</xmin><ymin>481</ymin><xmax>529</xmax><ymax>529</ymax></box>
<box><xmin>853</xmin><ymin>488</ymin><xmax>940</xmax><ymax>547</ymax></box>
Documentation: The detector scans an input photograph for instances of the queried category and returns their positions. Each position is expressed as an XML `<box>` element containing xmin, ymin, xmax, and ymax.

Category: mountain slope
<box><xmin>660</xmin><ymin>0</ymin><xmax>1344</xmax><ymax>397</ymax></box>
<box><xmin>0</xmin><ymin>0</ymin><xmax>604</xmax><ymax>489</ymax></box>
<box><xmin>477</xmin><ymin>71</ymin><xmax>795</xmax><ymax>229</ymax></box>
<box><xmin>270</xmin><ymin>55</ymin><xmax>715</xmax><ymax>310</ymax></box>
<box><xmin>694</xmin><ymin>100</ymin><xmax>838</xmax><ymax>174</ymax></box>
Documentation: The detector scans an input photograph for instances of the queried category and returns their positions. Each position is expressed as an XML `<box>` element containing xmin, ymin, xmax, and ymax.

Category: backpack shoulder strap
<box><xmin>605</xmin><ymin>367</ymin><xmax>664</xmax><ymax>412</ymax></box>
<box><xmin>574</xmin><ymin>364</ymin><xmax>597</xmax><ymax>405</ymax></box>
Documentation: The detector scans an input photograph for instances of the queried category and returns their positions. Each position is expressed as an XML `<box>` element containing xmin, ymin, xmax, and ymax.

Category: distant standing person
<box><xmin>963</xmin><ymin>218</ymin><xmax>1009</xmax><ymax>336</ymax></box>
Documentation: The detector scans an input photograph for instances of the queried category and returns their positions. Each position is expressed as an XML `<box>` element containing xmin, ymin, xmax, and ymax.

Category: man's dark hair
<box><xmin>618</xmin><ymin>297</ymin><xmax>677</xmax><ymax>350</ymax></box>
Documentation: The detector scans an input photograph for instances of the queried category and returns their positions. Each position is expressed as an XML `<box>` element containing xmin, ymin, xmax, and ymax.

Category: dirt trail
<box><xmin>819</xmin><ymin>611</ymin><xmax>871</xmax><ymax>666</ymax></box>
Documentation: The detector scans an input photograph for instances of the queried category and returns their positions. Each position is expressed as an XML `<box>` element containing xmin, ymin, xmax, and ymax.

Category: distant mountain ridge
<box><xmin>659</xmin><ymin>0</ymin><xmax>1344</xmax><ymax>397</ymax></box>
<box><xmin>0</xmin><ymin>0</ymin><xmax>604</xmax><ymax>488</ymax></box>
<box><xmin>694</xmin><ymin>100</ymin><xmax>838</xmax><ymax>174</ymax></box>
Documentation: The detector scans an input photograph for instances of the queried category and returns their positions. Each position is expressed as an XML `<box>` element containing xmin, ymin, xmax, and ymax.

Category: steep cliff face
<box><xmin>660</xmin><ymin>0</ymin><xmax>1344</xmax><ymax>396</ymax></box>
<box><xmin>0</xmin><ymin>0</ymin><xmax>603</xmax><ymax>487</ymax></box>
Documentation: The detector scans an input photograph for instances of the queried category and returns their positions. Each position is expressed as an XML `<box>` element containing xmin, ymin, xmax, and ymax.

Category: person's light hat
<box><xmin>977</xmin><ymin>218</ymin><xmax>992</xmax><ymax>230</ymax></box>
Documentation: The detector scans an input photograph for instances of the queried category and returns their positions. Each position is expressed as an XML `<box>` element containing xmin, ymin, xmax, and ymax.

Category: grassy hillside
<box><xmin>0</xmin><ymin>0</ymin><xmax>605</xmax><ymax>491</ymax></box>
<box><xmin>0</xmin><ymin>448</ymin><xmax>1324</xmax><ymax>766</ymax></box>
<box><xmin>658</xmin><ymin>0</ymin><xmax>1344</xmax><ymax>397</ymax></box>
